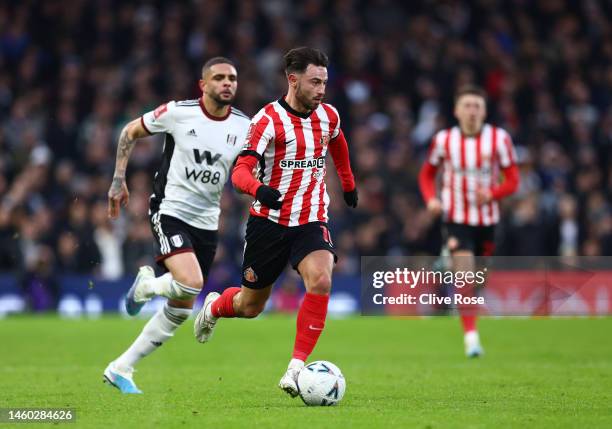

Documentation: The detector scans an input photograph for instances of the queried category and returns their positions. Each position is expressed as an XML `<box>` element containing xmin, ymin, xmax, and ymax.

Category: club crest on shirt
<box><xmin>481</xmin><ymin>153</ymin><xmax>492</xmax><ymax>162</ymax></box>
<box><xmin>320</xmin><ymin>133</ymin><xmax>331</xmax><ymax>147</ymax></box>
<box><xmin>312</xmin><ymin>168</ymin><xmax>325</xmax><ymax>180</ymax></box>
<box><xmin>170</xmin><ymin>234</ymin><xmax>184</xmax><ymax>248</ymax></box>
<box><xmin>243</xmin><ymin>267</ymin><xmax>258</xmax><ymax>283</ymax></box>
<box><xmin>153</xmin><ymin>103</ymin><xmax>168</xmax><ymax>120</ymax></box>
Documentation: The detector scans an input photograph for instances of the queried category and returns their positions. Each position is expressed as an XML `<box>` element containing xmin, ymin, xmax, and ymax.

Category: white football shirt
<box><xmin>141</xmin><ymin>98</ymin><xmax>250</xmax><ymax>230</ymax></box>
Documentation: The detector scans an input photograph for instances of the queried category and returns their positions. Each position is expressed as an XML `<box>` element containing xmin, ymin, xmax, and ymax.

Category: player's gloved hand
<box><xmin>343</xmin><ymin>188</ymin><xmax>358</xmax><ymax>208</ymax></box>
<box><xmin>256</xmin><ymin>185</ymin><xmax>283</xmax><ymax>210</ymax></box>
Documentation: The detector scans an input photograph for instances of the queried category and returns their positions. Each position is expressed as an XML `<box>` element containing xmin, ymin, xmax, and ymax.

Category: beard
<box><xmin>296</xmin><ymin>87</ymin><xmax>319</xmax><ymax>111</ymax></box>
<box><xmin>210</xmin><ymin>91</ymin><xmax>234</xmax><ymax>106</ymax></box>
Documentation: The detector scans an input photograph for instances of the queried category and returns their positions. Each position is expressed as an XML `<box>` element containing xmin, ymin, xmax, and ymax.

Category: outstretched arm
<box><xmin>232</xmin><ymin>154</ymin><xmax>283</xmax><ymax>210</ymax></box>
<box><xmin>107</xmin><ymin>118</ymin><xmax>151</xmax><ymax>218</ymax></box>
<box><xmin>418</xmin><ymin>162</ymin><xmax>442</xmax><ymax>217</ymax></box>
<box><xmin>328</xmin><ymin>129</ymin><xmax>358</xmax><ymax>208</ymax></box>
<box><xmin>232</xmin><ymin>154</ymin><xmax>263</xmax><ymax>197</ymax></box>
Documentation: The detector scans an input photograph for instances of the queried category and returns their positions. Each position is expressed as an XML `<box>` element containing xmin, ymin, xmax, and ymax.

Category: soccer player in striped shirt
<box><xmin>418</xmin><ymin>85</ymin><xmax>520</xmax><ymax>357</ymax></box>
<box><xmin>193</xmin><ymin>47</ymin><xmax>358</xmax><ymax>397</ymax></box>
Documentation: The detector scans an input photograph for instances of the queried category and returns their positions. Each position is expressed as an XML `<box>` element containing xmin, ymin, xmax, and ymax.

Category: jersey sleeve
<box><xmin>240</xmin><ymin>109</ymin><xmax>275</xmax><ymax>159</ymax></box>
<box><xmin>426</xmin><ymin>130</ymin><xmax>447</xmax><ymax>166</ymax></box>
<box><xmin>496</xmin><ymin>128</ymin><xmax>517</xmax><ymax>168</ymax></box>
<box><xmin>141</xmin><ymin>101</ymin><xmax>177</xmax><ymax>135</ymax></box>
<box><xmin>322</xmin><ymin>104</ymin><xmax>341</xmax><ymax>139</ymax></box>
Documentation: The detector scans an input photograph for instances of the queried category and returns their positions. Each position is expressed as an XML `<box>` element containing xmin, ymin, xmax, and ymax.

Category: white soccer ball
<box><xmin>297</xmin><ymin>360</ymin><xmax>346</xmax><ymax>406</ymax></box>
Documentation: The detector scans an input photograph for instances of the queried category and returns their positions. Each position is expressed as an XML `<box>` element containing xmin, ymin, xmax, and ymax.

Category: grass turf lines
<box><xmin>1</xmin><ymin>315</ymin><xmax>611</xmax><ymax>428</ymax></box>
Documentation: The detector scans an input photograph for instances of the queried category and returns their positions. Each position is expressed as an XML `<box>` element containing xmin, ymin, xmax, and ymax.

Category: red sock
<box><xmin>292</xmin><ymin>293</ymin><xmax>329</xmax><ymax>361</ymax></box>
<box><xmin>459</xmin><ymin>281</ymin><xmax>478</xmax><ymax>333</ymax></box>
<box><xmin>211</xmin><ymin>287</ymin><xmax>241</xmax><ymax>318</ymax></box>
<box><xmin>460</xmin><ymin>314</ymin><xmax>477</xmax><ymax>333</ymax></box>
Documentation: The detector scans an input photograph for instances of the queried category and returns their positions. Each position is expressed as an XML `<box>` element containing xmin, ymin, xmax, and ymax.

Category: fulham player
<box><xmin>103</xmin><ymin>57</ymin><xmax>250</xmax><ymax>393</ymax></box>
<box><xmin>193</xmin><ymin>47</ymin><xmax>358</xmax><ymax>397</ymax></box>
<box><xmin>418</xmin><ymin>85</ymin><xmax>519</xmax><ymax>357</ymax></box>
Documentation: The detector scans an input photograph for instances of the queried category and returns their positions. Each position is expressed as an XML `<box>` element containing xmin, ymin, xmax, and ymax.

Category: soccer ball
<box><xmin>297</xmin><ymin>360</ymin><xmax>346</xmax><ymax>406</ymax></box>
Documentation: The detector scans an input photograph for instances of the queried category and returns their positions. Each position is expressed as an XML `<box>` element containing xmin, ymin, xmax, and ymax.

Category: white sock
<box><xmin>205</xmin><ymin>296</ymin><xmax>219</xmax><ymax>321</ymax></box>
<box><xmin>289</xmin><ymin>358</ymin><xmax>305</xmax><ymax>370</ymax></box>
<box><xmin>464</xmin><ymin>330</ymin><xmax>480</xmax><ymax>343</ymax></box>
<box><xmin>115</xmin><ymin>304</ymin><xmax>191</xmax><ymax>369</ymax></box>
<box><xmin>143</xmin><ymin>273</ymin><xmax>200</xmax><ymax>301</ymax></box>
<box><xmin>143</xmin><ymin>273</ymin><xmax>173</xmax><ymax>298</ymax></box>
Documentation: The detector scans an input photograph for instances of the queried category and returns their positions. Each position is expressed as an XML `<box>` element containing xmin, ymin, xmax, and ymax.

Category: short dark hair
<box><xmin>284</xmin><ymin>47</ymin><xmax>329</xmax><ymax>74</ymax></box>
<box><xmin>202</xmin><ymin>57</ymin><xmax>236</xmax><ymax>75</ymax></box>
<box><xmin>454</xmin><ymin>84</ymin><xmax>487</xmax><ymax>104</ymax></box>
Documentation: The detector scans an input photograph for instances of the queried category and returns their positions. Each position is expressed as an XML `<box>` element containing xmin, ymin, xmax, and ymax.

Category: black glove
<box><xmin>256</xmin><ymin>185</ymin><xmax>283</xmax><ymax>210</ymax></box>
<box><xmin>343</xmin><ymin>188</ymin><xmax>358</xmax><ymax>208</ymax></box>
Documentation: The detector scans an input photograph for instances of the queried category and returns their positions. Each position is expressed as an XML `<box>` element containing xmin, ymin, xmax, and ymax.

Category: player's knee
<box><xmin>173</xmin><ymin>272</ymin><xmax>204</xmax><ymax>291</ymax></box>
<box><xmin>305</xmin><ymin>270</ymin><xmax>332</xmax><ymax>295</ymax></box>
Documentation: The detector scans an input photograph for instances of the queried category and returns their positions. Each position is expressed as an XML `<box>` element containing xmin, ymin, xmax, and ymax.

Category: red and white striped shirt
<box><xmin>424</xmin><ymin>124</ymin><xmax>517</xmax><ymax>226</ymax></box>
<box><xmin>240</xmin><ymin>98</ymin><xmax>342</xmax><ymax>226</ymax></box>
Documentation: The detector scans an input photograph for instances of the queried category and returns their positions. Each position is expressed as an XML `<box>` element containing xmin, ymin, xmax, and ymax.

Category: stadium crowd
<box><xmin>1</xmin><ymin>0</ymin><xmax>611</xmax><ymax>289</ymax></box>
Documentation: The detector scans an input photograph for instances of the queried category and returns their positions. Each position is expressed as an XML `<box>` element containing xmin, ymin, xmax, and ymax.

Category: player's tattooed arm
<box><xmin>112</xmin><ymin>119</ymin><xmax>149</xmax><ymax>179</ymax></box>
<box><xmin>108</xmin><ymin>118</ymin><xmax>150</xmax><ymax>218</ymax></box>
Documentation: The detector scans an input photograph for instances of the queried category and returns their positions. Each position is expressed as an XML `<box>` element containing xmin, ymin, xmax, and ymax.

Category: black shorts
<box><xmin>149</xmin><ymin>212</ymin><xmax>218</xmax><ymax>278</ymax></box>
<box><xmin>241</xmin><ymin>215</ymin><xmax>337</xmax><ymax>289</ymax></box>
<box><xmin>442</xmin><ymin>223</ymin><xmax>496</xmax><ymax>257</ymax></box>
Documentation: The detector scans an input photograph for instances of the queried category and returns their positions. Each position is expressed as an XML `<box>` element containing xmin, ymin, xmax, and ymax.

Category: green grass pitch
<box><xmin>1</xmin><ymin>315</ymin><xmax>611</xmax><ymax>428</ymax></box>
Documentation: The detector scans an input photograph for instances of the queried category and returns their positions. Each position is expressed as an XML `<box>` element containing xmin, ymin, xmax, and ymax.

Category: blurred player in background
<box><xmin>193</xmin><ymin>47</ymin><xmax>358</xmax><ymax>397</ymax></box>
<box><xmin>419</xmin><ymin>85</ymin><xmax>519</xmax><ymax>357</ymax></box>
<box><xmin>103</xmin><ymin>57</ymin><xmax>250</xmax><ymax>393</ymax></box>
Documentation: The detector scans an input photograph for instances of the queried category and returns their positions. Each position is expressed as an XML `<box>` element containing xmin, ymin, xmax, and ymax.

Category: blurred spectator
<box><xmin>90</xmin><ymin>199</ymin><xmax>123</xmax><ymax>280</ymax></box>
<box><xmin>20</xmin><ymin>245</ymin><xmax>59</xmax><ymax>312</ymax></box>
<box><xmin>0</xmin><ymin>0</ymin><xmax>611</xmax><ymax>282</ymax></box>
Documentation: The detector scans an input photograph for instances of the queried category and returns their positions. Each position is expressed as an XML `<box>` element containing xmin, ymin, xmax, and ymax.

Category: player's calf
<box><xmin>291</xmin><ymin>251</ymin><xmax>334</xmax><ymax>359</ymax></box>
<box><xmin>107</xmin><ymin>303</ymin><xmax>192</xmax><ymax>393</ymax></box>
<box><xmin>194</xmin><ymin>286</ymin><xmax>271</xmax><ymax>343</ymax></box>
<box><xmin>233</xmin><ymin>289</ymin><xmax>268</xmax><ymax>318</ymax></box>
<box><xmin>239</xmin><ymin>302</ymin><xmax>266</xmax><ymax>318</ymax></box>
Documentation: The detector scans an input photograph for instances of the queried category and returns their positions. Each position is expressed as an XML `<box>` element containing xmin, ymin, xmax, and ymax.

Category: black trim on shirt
<box><xmin>150</xmin><ymin>134</ymin><xmax>176</xmax><ymax>213</ymax></box>
<box><xmin>231</xmin><ymin>108</ymin><xmax>250</xmax><ymax>120</ymax></box>
<box><xmin>239</xmin><ymin>150</ymin><xmax>262</xmax><ymax>161</ymax></box>
<box><xmin>237</xmin><ymin>150</ymin><xmax>266</xmax><ymax>184</ymax></box>
<box><xmin>278</xmin><ymin>96</ymin><xmax>312</xmax><ymax>119</ymax></box>
<box><xmin>176</xmin><ymin>99</ymin><xmax>199</xmax><ymax>107</ymax></box>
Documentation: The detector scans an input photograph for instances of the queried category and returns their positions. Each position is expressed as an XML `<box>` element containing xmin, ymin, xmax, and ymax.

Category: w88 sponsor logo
<box><xmin>185</xmin><ymin>167</ymin><xmax>221</xmax><ymax>184</ymax></box>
